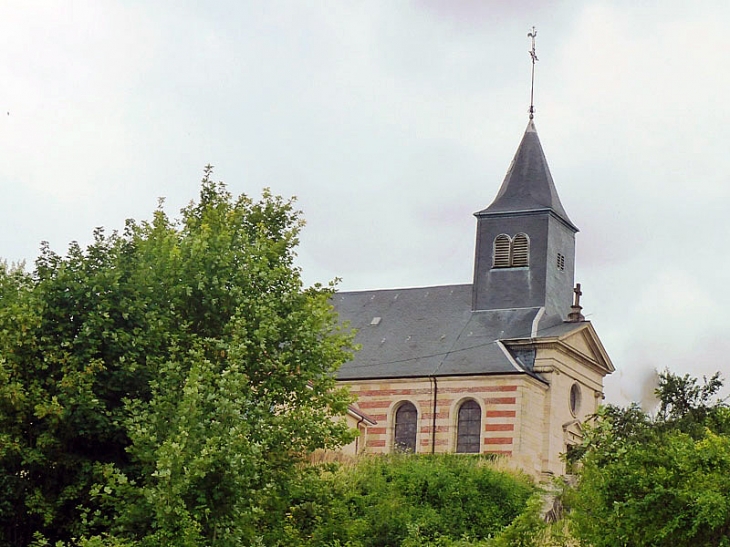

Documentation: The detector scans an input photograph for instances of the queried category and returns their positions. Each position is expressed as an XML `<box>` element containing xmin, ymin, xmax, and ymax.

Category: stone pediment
<box><xmin>504</xmin><ymin>321</ymin><xmax>614</xmax><ymax>377</ymax></box>
<box><xmin>550</xmin><ymin>322</ymin><xmax>615</xmax><ymax>376</ymax></box>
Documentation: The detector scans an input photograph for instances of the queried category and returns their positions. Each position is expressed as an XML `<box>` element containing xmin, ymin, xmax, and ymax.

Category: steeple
<box><xmin>471</xmin><ymin>28</ymin><xmax>580</xmax><ymax>320</ymax></box>
<box><xmin>472</xmin><ymin>121</ymin><xmax>578</xmax><ymax>320</ymax></box>
<box><xmin>478</xmin><ymin>119</ymin><xmax>577</xmax><ymax>232</ymax></box>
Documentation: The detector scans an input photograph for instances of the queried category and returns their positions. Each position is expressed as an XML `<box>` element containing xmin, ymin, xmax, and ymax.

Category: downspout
<box><xmin>430</xmin><ymin>375</ymin><xmax>438</xmax><ymax>454</ymax></box>
<box><xmin>355</xmin><ymin>415</ymin><xmax>365</xmax><ymax>455</ymax></box>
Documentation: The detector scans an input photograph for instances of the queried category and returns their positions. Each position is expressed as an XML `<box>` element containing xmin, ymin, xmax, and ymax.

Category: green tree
<box><xmin>655</xmin><ymin>370</ymin><xmax>729</xmax><ymax>436</ymax></box>
<box><xmin>0</xmin><ymin>167</ymin><xmax>355</xmax><ymax>546</ymax></box>
<box><xmin>568</xmin><ymin>370</ymin><xmax>730</xmax><ymax>547</ymax></box>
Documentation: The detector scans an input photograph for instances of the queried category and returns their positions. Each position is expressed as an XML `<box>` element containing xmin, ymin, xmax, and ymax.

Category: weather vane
<box><xmin>528</xmin><ymin>26</ymin><xmax>538</xmax><ymax>119</ymax></box>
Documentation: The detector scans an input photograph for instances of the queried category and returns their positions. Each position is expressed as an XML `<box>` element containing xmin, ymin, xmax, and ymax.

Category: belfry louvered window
<box><xmin>492</xmin><ymin>233</ymin><xmax>529</xmax><ymax>268</ymax></box>
<box><xmin>394</xmin><ymin>402</ymin><xmax>418</xmax><ymax>453</ymax></box>
<box><xmin>493</xmin><ymin>235</ymin><xmax>511</xmax><ymax>267</ymax></box>
<box><xmin>456</xmin><ymin>400</ymin><xmax>481</xmax><ymax>453</ymax></box>
<box><xmin>512</xmin><ymin>233</ymin><xmax>529</xmax><ymax>266</ymax></box>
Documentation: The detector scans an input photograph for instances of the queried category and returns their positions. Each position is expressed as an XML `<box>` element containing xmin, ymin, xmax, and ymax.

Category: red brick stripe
<box><xmin>483</xmin><ymin>437</ymin><xmax>513</xmax><ymax>445</ymax></box>
<box><xmin>440</xmin><ymin>385</ymin><xmax>517</xmax><ymax>393</ymax></box>
<box><xmin>353</xmin><ymin>385</ymin><xmax>518</xmax><ymax>397</ymax></box>
<box><xmin>356</xmin><ymin>400</ymin><xmax>394</xmax><ymax>409</ymax></box>
<box><xmin>420</xmin><ymin>425</ymin><xmax>449</xmax><ymax>433</ymax></box>
<box><xmin>486</xmin><ymin>410</ymin><xmax>516</xmax><ymax>418</ymax></box>
<box><xmin>422</xmin><ymin>411</ymin><xmax>450</xmax><ymax>420</ymax></box>
<box><xmin>485</xmin><ymin>424</ymin><xmax>514</xmax><ymax>432</ymax></box>
<box><xmin>483</xmin><ymin>397</ymin><xmax>516</xmax><ymax>405</ymax></box>
<box><xmin>420</xmin><ymin>439</ymin><xmax>447</xmax><ymax>446</ymax></box>
<box><xmin>355</xmin><ymin>388</ymin><xmax>433</xmax><ymax>397</ymax></box>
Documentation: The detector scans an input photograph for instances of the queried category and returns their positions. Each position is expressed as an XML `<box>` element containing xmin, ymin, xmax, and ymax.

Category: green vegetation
<box><xmin>0</xmin><ymin>168</ymin><xmax>355</xmax><ymax>546</ymax></box>
<box><xmin>2</xmin><ymin>167</ymin><xmax>730</xmax><ymax>546</ymax></box>
<box><xmin>276</xmin><ymin>454</ymin><xmax>536</xmax><ymax>547</ymax></box>
<box><xmin>568</xmin><ymin>371</ymin><xmax>730</xmax><ymax>547</ymax></box>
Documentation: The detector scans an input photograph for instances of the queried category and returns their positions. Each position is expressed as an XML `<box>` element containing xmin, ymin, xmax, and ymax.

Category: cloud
<box><xmin>2</xmin><ymin>1</ymin><xmax>729</xmax><ymax>407</ymax></box>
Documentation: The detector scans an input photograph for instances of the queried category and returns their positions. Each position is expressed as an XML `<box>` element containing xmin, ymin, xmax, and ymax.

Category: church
<box><xmin>333</xmin><ymin>116</ymin><xmax>614</xmax><ymax>478</ymax></box>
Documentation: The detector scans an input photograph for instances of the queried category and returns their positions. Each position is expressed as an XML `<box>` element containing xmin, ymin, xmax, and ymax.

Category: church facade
<box><xmin>333</xmin><ymin>119</ymin><xmax>613</xmax><ymax>478</ymax></box>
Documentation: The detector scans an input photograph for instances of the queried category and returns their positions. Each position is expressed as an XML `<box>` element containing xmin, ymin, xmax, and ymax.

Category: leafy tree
<box><xmin>655</xmin><ymin>370</ymin><xmax>729</xmax><ymax>436</ymax></box>
<box><xmin>0</xmin><ymin>167</ymin><xmax>355</xmax><ymax>546</ymax></box>
<box><xmin>568</xmin><ymin>370</ymin><xmax>730</xmax><ymax>547</ymax></box>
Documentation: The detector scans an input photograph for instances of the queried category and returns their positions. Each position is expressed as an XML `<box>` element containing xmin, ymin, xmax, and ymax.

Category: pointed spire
<box><xmin>477</xmin><ymin>120</ymin><xmax>577</xmax><ymax>232</ymax></box>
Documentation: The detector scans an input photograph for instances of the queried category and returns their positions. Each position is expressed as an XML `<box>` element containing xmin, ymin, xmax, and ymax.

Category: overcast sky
<box><xmin>2</xmin><ymin>1</ymin><xmax>729</xmax><ymax>406</ymax></box>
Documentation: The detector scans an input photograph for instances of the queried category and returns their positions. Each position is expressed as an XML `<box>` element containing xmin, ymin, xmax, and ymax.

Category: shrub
<box><xmin>278</xmin><ymin>454</ymin><xmax>536</xmax><ymax>547</ymax></box>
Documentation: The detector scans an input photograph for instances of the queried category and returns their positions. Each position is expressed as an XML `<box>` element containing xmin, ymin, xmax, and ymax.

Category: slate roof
<box><xmin>477</xmin><ymin>119</ymin><xmax>577</xmax><ymax>232</ymax></box>
<box><xmin>333</xmin><ymin>284</ymin><xmax>585</xmax><ymax>382</ymax></box>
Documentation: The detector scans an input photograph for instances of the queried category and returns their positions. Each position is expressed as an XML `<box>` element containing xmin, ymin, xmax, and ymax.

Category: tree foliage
<box><xmin>569</xmin><ymin>370</ymin><xmax>730</xmax><ymax>547</ymax></box>
<box><xmin>0</xmin><ymin>167</ymin><xmax>355</xmax><ymax>546</ymax></box>
<box><xmin>274</xmin><ymin>454</ymin><xmax>536</xmax><ymax>547</ymax></box>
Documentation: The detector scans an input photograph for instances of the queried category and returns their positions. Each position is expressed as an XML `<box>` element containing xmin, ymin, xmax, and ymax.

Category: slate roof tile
<box><xmin>334</xmin><ymin>284</ymin><xmax>585</xmax><ymax>381</ymax></box>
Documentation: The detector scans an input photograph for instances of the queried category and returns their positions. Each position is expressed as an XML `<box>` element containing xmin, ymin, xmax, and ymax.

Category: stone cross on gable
<box><xmin>568</xmin><ymin>283</ymin><xmax>585</xmax><ymax>322</ymax></box>
<box><xmin>573</xmin><ymin>283</ymin><xmax>582</xmax><ymax>308</ymax></box>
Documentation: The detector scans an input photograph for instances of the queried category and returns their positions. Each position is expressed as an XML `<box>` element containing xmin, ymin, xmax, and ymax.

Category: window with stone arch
<box><xmin>492</xmin><ymin>233</ymin><xmax>529</xmax><ymax>268</ymax></box>
<box><xmin>393</xmin><ymin>401</ymin><xmax>418</xmax><ymax>453</ymax></box>
<box><xmin>456</xmin><ymin>399</ymin><xmax>481</xmax><ymax>453</ymax></box>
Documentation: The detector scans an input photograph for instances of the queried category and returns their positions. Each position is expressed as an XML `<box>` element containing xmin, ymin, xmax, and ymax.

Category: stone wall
<box><xmin>344</xmin><ymin>375</ymin><xmax>548</xmax><ymax>473</ymax></box>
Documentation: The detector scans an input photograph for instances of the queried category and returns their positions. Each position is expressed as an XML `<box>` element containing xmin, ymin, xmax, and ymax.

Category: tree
<box><xmin>0</xmin><ymin>167</ymin><xmax>355</xmax><ymax>546</ymax></box>
<box><xmin>654</xmin><ymin>370</ymin><xmax>729</xmax><ymax>437</ymax></box>
<box><xmin>568</xmin><ymin>370</ymin><xmax>730</xmax><ymax>547</ymax></box>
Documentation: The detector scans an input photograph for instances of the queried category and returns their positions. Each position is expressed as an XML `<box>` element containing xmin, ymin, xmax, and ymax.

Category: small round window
<box><xmin>569</xmin><ymin>383</ymin><xmax>582</xmax><ymax>416</ymax></box>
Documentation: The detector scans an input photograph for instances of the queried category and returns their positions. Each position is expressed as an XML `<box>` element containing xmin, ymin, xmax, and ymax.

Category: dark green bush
<box><xmin>276</xmin><ymin>454</ymin><xmax>536</xmax><ymax>547</ymax></box>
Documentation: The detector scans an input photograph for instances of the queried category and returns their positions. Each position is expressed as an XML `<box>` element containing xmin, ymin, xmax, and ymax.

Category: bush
<box><xmin>277</xmin><ymin>454</ymin><xmax>536</xmax><ymax>547</ymax></box>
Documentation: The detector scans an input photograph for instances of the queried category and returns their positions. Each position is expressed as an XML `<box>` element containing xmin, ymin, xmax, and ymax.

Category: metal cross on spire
<box><xmin>528</xmin><ymin>26</ymin><xmax>538</xmax><ymax>119</ymax></box>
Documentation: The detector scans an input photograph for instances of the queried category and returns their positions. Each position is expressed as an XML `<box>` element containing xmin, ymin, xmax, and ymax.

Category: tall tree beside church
<box><xmin>0</xmin><ymin>167</ymin><xmax>355</xmax><ymax>546</ymax></box>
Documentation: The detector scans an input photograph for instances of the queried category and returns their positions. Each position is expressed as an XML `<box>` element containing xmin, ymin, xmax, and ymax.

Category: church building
<box><xmin>333</xmin><ymin>117</ymin><xmax>614</xmax><ymax>478</ymax></box>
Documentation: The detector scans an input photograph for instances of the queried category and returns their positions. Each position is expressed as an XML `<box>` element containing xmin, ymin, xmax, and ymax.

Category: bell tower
<box><xmin>472</xmin><ymin>28</ymin><xmax>578</xmax><ymax>320</ymax></box>
<box><xmin>472</xmin><ymin>119</ymin><xmax>578</xmax><ymax>319</ymax></box>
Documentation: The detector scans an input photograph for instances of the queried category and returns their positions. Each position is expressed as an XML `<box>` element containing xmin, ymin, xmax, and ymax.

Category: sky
<box><xmin>2</xmin><ymin>1</ymin><xmax>729</xmax><ymax>406</ymax></box>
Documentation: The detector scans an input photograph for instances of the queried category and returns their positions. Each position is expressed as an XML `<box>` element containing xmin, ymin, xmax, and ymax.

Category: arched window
<box><xmin>394</xmin><ymin>402</ymin><xmax>418</xmax><ymax>453</ymax></box>
<box><xmin>512</xmin><ymin>233</ymin><xmax>529</xmax><ymax>267</ymax></box>
<box><xmin>456</xmin><ymin>400</ymin><xmax>481</xmax><ymax>453</ymax></box>
<box><xmin>493</xmin><ymin>234</ymin><xmax>511</xmax><ymax>267</ymax></box>
<box><xmin>492</xmin><ymin>233</ymin><xmax>530</xmax><ymax>268</ymax></box>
